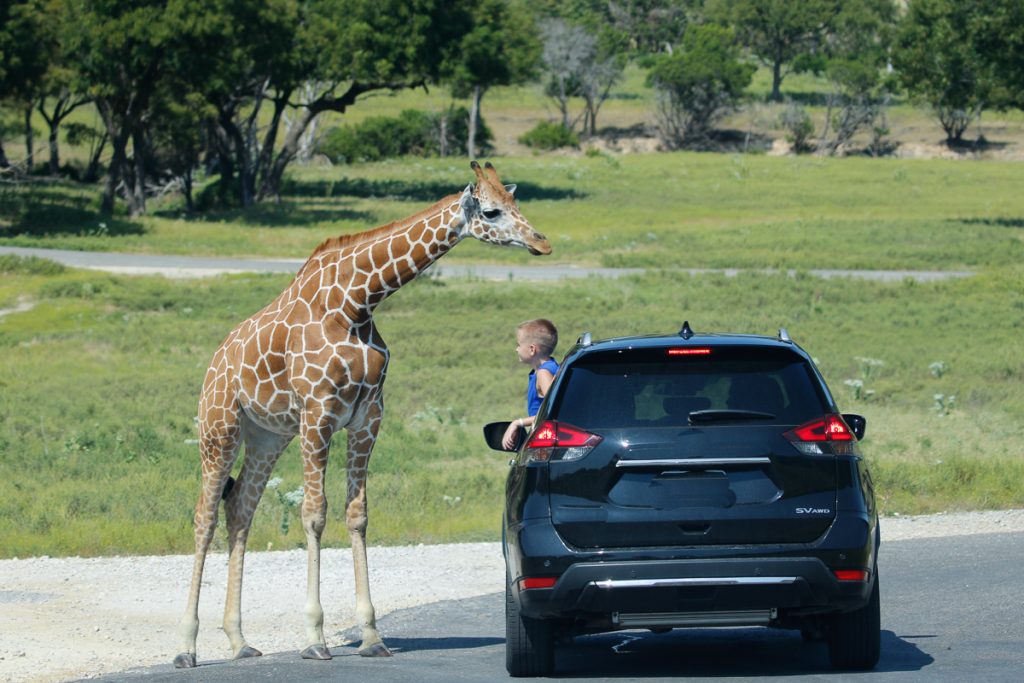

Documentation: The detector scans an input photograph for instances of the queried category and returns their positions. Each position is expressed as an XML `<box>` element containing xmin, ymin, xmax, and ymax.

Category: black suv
<box><xmin>485</xmin><ymin>323</ymin><xmax>880</xmax><ymax>677</ymax></box>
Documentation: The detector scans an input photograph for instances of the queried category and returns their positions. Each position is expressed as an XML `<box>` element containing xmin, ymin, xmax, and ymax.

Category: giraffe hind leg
<box><xmin>222</xmin><ymin>420</ymin><xmax>292</xmax><ymax>659</ymax></box>
<box><xmin>175</xmin><ymin>426</ymin><xmax>242</xmax><ymax>668</ymax></box>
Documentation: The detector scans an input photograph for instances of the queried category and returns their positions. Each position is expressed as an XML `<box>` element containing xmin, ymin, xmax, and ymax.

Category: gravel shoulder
<box><xmin>2</xmin><ymin>510</ymin><xmax>1023</xmax><ymax>683</ymax></box>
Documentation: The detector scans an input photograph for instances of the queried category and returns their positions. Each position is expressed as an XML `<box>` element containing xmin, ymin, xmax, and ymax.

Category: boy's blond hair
<box><xmin>517</xmin><ymin>319</ymin><xmax>558</xmax><ymax>357</ymax></box>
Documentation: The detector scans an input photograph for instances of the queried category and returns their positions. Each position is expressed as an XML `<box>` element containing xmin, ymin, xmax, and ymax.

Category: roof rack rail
<box><xmin>578</xmin><ymin>332</ymin><xmax>592</xmax><ymax>346</ymax></box>
<box><xmin>778</xmin><ymin>327</ymin><xmax>792</xmax><ymax>343</ymax></box>
<box><xmin>679</xmin><ymin>321</ymin><xmax>694</xmax><ymax>340</ymax></box>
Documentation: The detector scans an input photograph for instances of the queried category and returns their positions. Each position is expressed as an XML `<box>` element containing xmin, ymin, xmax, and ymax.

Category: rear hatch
<box><xmin>544</xmin><ymin>345</ymin><xmax>838</xmax><ymax>549</ymax></box>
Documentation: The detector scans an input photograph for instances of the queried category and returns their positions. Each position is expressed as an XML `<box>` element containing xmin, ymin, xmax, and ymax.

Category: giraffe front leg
<box><xmin>298</xmin><ymin>470</ymin><xmax>331</xmax><ymax>660</ymax></box>
<box><xmin>347</xmin><ymin>414</ymin><xmax>391</xmax><ymax>658</ymax></box>
<box><xmin>297</xmin><ymin>415</ymin><xmax>333</xmax><ymax>660</ymax></box>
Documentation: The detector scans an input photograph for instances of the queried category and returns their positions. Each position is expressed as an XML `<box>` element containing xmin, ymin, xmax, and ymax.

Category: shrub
<box><xmin>518</xmin><ymin>121</ymin><xmax>579</xmax><ymax>150</ymax></box>
<box><xmin>779</xmin><ymin>103</ymin><xmax>816</xmax><ymax>154</ymax></box>
<box><xmin>317</xmin><ymin>106</ymin><xmax>491</xmax><ymax>164</ymax></box>
<box><xmin>647</xmin><ymin>24</ymin><xmax>755</xmax><ymax>148</ymax></box>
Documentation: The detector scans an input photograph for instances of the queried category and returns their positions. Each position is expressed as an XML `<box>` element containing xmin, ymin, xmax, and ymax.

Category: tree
<box><xmin>64</xmin><ymin>0</ymin><xmax>170</xmax><ymax>215</ymax></box>
<box><xmin>33</xmin><ymin>0</ymin><xmax>89</xmax><ymax>175</ymax></box>
<box><xmin>0</xmin><ymin>0</ymin><xmax>52</xmax><ymax>169</ymax></box>
<box><xmin>970</xmin><ymin>0</ymin><xmax>1024</xmax><ymax>111</ymax></box>
<box><xmin>709</xmin><ymin>0</ymin><xmax>842</xmax><ymax>102</ymax></box>
<box><xmin>446</xmin><ymin>0</ymin><xmax>539</xmax><ymax>159</ymax></box>
<box><xmin>647</xmin><ymin>23</ymin><xmax>755</xmax><ymax>147</ymax></box>
<box><xmin>816</xmin><ymin>0</ymin><xmax>898</xmax><ymax>155</ymax></box>
<box><xmin>540</xmin><ymin>19</ymin><xmax>596</xmax><ymax>132</ymax></box>
<box><xmin>892</xmin><ymin>0</ymin><xmax>996</xmax><ymax>143</ymax></box>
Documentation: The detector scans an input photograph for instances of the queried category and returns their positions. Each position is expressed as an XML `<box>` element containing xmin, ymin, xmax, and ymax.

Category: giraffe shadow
<box><xmin>283</xmin><ymin>177</ymin><xmax>586</xmax><ymax>202</ymax></box>
<box><xmin>332</xmin><ymin>636</ymin><xmax>504</xmax><ymax>655</ymax></box>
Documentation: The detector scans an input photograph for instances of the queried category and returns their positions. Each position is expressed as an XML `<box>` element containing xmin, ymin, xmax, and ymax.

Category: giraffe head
<box><xmin>459</xmin><ymin>161</ymin><xmax>551</xmax><ymax>256</ymax></box>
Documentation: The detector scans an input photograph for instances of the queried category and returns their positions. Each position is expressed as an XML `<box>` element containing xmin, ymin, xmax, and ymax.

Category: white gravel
<box><xmin>2</xmin><ymin>510</ymin><xmax>1023</xmax><ymax>683</ymax></box>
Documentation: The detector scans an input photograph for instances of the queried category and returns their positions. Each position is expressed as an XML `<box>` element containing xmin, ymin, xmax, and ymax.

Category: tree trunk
<box><xmin>129</xmin><ymin>128</ymin><xmax>147</xmax><ymax>216</ymax></box>
<box><xmin>0</xmin><ymin>141</ymin><xmax>9</xmax><ymax>168</ymax></box>
<box><xmin>84</xmin><ymin>129</ymin><xmax>108</xmax><ymax>183</ymax></box>
<box><xmin>261</xmin><ymin>105</ymin><xmax>316</xmax><ymax>202</ymax></box>
<box><xmin>771</xmin><ymin>59</ymin><xmax>783</xmax><ymax>102</ymax></box>
<box><xmin>439</xmin><ymin>112</ymin><xmax>448</xmax><ymax>158</ymax></box>
<box><xmin>468</xmin><ymin>85</ymin><xmax>482</xmax><ymax>160</ymax></box>
<box><xmin>24</xmin><ymin>107</ymin><xmax>34</xmax><ymax>171</ymax></box>
<box><xmin>102</xmin><ymin>129</ymin><xmax>129</xmax><ymax>216</ymax></box>
<box><xmin>48</xmin><ymin>125</ymin><xmax>60</xmax><ymax>175</ymax></box>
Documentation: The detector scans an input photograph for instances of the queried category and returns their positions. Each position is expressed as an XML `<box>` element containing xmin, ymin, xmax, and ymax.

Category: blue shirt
<box><xmin>527</xmin><ymin>358</ymin><xmax>560</xmax><ymax>416</ymax></box>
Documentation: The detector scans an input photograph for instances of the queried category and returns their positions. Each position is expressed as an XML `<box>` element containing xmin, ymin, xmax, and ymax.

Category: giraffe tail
<box><xmin>222</xmin><ymin>476</ymin><xmax>236</xmax><ymax>500</ymax></box>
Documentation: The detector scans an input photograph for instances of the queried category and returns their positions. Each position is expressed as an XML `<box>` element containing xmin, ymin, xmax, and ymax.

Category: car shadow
<box><xmin>553</xmin><ymin>628</ymin><xmax>933</xmax><ymax>678</ymax></box>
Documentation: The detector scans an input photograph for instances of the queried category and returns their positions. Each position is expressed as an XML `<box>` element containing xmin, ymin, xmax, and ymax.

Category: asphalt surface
<box><xmin>90</xmin><ymin>532</ymin><xmax>1024</xmax><ymax>682</ymax></box>
<box><xmin>0</xmin><ymin>245</ymin><xmax>975</xmax><ymax>282</ymax></box>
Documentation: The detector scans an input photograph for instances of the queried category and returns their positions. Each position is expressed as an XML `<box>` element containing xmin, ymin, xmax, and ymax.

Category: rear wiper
<box><xmin>688</xmin><ymin>409</ymin><xmax>776</xmax><ymax>424</ymax></box>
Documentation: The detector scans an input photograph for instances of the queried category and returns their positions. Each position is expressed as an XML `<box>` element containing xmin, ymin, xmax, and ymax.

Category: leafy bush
<box><xmin>518</xmin><ymin>121</ymin><xmax>579</xmax><ymax>150</ymax></box>
<box><xmin>647</xmin><ymin>24</ymin><xmax>755</xmax><ymax>148</ymax></box>
<box><xmin>779</xmin><ymin>103</ymin><xmax>816</xmax><ymax>153</ymax></box>
<box><xmin>317</xmin><ymin>106</ymin><xmax>491</xmax><ymax>164</ymax></box>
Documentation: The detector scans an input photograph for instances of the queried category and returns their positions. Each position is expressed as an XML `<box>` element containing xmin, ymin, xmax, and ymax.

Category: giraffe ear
<box><xmin>504</xmin><ymin>183</ymin><xmax>517</xmax><ymax>196</ymax></box>
<box><xmin>460</xmin><ymin>184</ymin><xmax>477</xmax><ymax>213</ymax></box>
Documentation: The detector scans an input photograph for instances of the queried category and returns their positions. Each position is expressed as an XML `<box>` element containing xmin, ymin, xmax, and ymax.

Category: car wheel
<box><xmin>827</xmin><ymin>570</ymin><xmax>881</xmax><ymax>670</ymax></box>
<box><xmin>505</xmin><ymin>576</ymin><xmax>554</xmax><ymax>677</ymax></box>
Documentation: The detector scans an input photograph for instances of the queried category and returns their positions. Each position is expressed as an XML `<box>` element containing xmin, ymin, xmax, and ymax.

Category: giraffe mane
<box><xmin>295</xmin><ymin>192</ymin><xmax>464</xmax><ymax>276</ymax></box>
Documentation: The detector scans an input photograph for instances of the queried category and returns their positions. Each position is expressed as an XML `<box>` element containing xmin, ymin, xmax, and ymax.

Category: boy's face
<box><xmin>515</xmin><ymin>331</ymin><xmax>538</xmax><ymax>364</ymax></box>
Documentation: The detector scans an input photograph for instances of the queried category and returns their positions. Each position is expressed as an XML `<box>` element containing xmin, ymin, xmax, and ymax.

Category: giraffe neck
<box><xmin>305</xmin><ymin>193</ymin><xmax>465</xmax><ymax>324</ymax></box>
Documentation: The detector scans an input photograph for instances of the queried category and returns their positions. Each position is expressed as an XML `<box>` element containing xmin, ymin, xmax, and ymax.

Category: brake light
<box><xmin>521</xmin><ymin>577</ymin><xmax>558</xmax><ymax>590</ymax></box>
<box><xmin>668</xmin><ymin>348</ymin><xmax>712</xmax><ymax>356</ymax></box>
<box><xmin>833</xmin><ymin>569</ymin><xmax>869</xmax><ymax>582</ymax></box>
<box><xmin>524</xmin><ymin>421</ymin><xmax>603</xmax><ymax>463</ymax></box>
<box><xmin>784</xmin><ymin>415</ymin><xmax>857</xmax><ymax>455</ymax></box>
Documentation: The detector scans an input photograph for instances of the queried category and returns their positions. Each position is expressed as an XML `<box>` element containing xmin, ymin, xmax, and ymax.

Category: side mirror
<box><xmin>483</xmin><ymin>421</ymin><xmax>521</xmax><ymax>452</ymax></box>
<box><xmin>842</xmin><ymin>413</ymin><xmax>867</xmax><ymax>440</ymax></box>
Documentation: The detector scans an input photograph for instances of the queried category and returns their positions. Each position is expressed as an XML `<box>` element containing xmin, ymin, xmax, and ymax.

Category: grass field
<box><xmin>3</xmin><ymin>153</ymin><xmax>1023</xmax><ymax>273</ymax></box>
<box><xmin>1</xmin><ymin>252</ymin><xmax>1022</xmax><ymax>558</ymax></box>
<box><xmin>2</xmin><ymin>69</ymin><xmax>1023</xmax><ymax>558</ymax></box>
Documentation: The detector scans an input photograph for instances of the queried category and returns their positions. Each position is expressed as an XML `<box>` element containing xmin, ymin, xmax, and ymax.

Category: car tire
<box><xmin>505</xmin><ymin>576</ymin><xmax>554</xmax><ymax>677</ymax></box>
<box><xmin>827</xmin><ymin>570</ymin><xmax>881</xmax><ymax>670</ymax></box>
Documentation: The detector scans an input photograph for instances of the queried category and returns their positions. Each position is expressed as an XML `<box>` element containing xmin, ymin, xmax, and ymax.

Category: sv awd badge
<box><xmin>796</xmin><ymin>507</ymin><xmax>832</xmax><ymax>514</ymax></box>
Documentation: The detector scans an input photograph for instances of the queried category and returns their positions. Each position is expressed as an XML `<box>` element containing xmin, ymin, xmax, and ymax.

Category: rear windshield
<box><xmin>550</xmin><ymin>347</ymin><xmax>827</xmax><ymax>429</ymax></box>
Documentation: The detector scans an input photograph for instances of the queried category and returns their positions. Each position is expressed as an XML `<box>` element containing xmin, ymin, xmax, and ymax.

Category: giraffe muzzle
<box><xmin>526</xmin><ymin>232</ymin><xmax>552</xmax><ymax>256</ymax></box>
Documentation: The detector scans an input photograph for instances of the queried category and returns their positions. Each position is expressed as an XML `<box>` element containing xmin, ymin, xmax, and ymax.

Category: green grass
<box><xmin>4</xmin><ymin>154</ymin><xmax>1024</xmax><ymax>272</ymax></box>
<box><xmin>1</xmin><ymin>260</ymin><xmax>1022</xmax><ymax>558</ymax></box>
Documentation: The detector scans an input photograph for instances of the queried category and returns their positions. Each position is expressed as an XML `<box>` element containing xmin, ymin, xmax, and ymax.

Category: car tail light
<box><xmin>521</xmin><ymin>576</ymin><xmax>558</xmax><ymax>590</ymax></box>
<box><xmin>524</xmin><ymin>421</ymin><xmax>603</xmax><ymax>463</ymax></box>
<box><xmin>784</xmin><ymin>415</ymin><xmax>858</xmax><ymax>456</ymax></box>
<box><xmin>833</xmin><ymin>569</ymin><xmax>870</xmax><ymax>582</ymax></box>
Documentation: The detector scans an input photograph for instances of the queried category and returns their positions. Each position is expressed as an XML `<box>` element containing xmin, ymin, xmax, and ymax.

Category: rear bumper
<box><xmin>506</xmin><ymin>513</ymin><xmax>878</xmax><ymax>625</ymax></box>
<box><xmin>515</xmin><ymin>556</ymin><xmax>873</xmax><ymax>623</ymax></box>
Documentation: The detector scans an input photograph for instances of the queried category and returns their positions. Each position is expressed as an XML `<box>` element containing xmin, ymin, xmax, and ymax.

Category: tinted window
<box><xmin>551</xmin><ymin>347</ymin><xmax>826</xmax><ymax>429</ymax></box>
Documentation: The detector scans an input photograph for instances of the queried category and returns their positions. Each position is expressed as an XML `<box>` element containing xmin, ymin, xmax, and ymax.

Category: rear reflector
<box><xmin>668</xmin><ymin>348</ymin><xmax>712</xmax><ymax>356</ymax></box>
<box><xmin>521</xmin><ymin>577</ymin><xmax>558</xmax><ymax>590</ymax></box>
<box><xmin>833</xmin><ymin>569</ymin><xmax>869</xmax><ymax>582</ymax></box>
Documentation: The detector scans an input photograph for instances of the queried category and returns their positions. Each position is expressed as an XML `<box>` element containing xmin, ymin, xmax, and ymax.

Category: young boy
<box><xmin>502</xmin><ymin>318</ymin><xmax>559</xmax><ymax>449</ymax></box>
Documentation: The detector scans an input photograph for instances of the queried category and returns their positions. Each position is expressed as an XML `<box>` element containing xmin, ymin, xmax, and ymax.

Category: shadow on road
<box><xmin>552</xmin><ymin>627</ymin><xmax>933</xmax><ymax>678</ymax></box>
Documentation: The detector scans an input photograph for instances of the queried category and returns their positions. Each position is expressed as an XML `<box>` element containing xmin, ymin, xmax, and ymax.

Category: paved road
<box><xmin>92</xmin><ymin>532</ymin><xmax>1024</xmax><ymax>682</ymax></box>
<box><xmin>0</xmin><ymin>245</ymin><xmax>974</xmax><ymax>282</ymax></box>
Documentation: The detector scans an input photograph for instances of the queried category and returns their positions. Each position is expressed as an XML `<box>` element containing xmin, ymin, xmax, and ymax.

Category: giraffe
<box><xmin>173</xmin><ymin>162</ymin><xmax>550</xmax><ymax>668</ymax></box>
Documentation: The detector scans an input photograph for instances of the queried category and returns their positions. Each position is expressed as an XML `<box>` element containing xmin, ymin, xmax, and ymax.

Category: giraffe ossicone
<box><xmin>174</xmin><ymin>162</ymin><xmax>550</xmax><ymax>668</ymax></box>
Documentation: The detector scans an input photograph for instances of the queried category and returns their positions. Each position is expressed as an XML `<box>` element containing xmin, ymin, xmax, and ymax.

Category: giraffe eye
<box><xmin>482</xmin><ymin>209</ymin><xmax>501</xmax><ymax>220</ymax></box>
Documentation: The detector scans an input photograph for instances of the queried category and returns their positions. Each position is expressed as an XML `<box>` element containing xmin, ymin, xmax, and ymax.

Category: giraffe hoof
<box><xmin>300</xmin><ymin>644</ymin><xmax>333</xmax><ymax>660</ymax></box>
<box><xmin>359</xmin><ymin>642</ymin><xmax>392</xmax><ymax>658</ymax></box>
<box><xmin>233</xmin><ymin>645</ymin><xmax>262</xmax><ymax>660</ymax></box>
<box><xmin>173</xmin><ymin>652</ymin><xmax>197</xmax><ymax>668</ymax></box>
